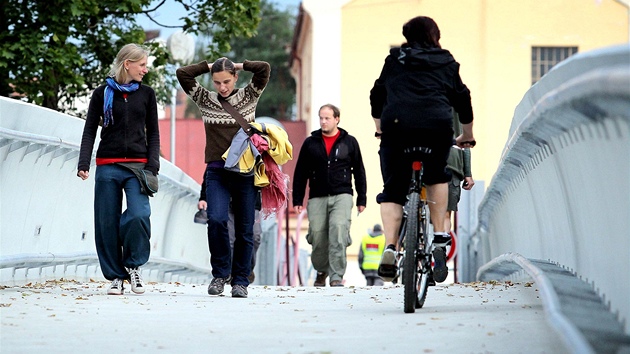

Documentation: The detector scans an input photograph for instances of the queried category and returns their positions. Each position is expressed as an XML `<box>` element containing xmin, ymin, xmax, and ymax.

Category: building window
<box><xmin>531</xmin><ymin>46</ymin><xmax>578</xmax><ymax>85</ymax></box>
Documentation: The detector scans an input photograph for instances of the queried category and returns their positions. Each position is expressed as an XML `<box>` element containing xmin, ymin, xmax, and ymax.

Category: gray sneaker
<box><xmin>231</xmin><ymin>284</ymin><xmax>248</xmax><ymax>298</ymax></box>
<box><xmin>208</xmin><ymin>277</ymin><xmax>228</xmax><ymax>295</ymax></box>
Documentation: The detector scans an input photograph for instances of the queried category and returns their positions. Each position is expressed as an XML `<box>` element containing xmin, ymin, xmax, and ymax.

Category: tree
<box><xmin>0</xmin><ymin>0</ymin><xmax>261</xmax><ymax>114</ymax></box>
<box><xmin>187</xmin><ymin>0</ymin><xmax>296</xmax><ymax>121</ymax></box>
<box><xmin>230</xmin><ymin>0</ymin><xmax>296</xmax><ymax>121</ymax></box>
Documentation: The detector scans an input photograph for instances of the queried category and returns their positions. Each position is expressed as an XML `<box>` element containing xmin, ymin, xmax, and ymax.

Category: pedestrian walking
<box><xmin>445</xmin><ymin>111</ymin><xmax>475</xmax><ymax>236</ymax></box>
<box><xmin>77</xmin><ymin>43</ymin><xmax>160</xmax><ymax>295</ymax></box>
<box><xmin>292</xmin><ymin>104</ymin><xmax>367</xmax><ymax>287</ymax></box>
<box><xmin>177</xmin><ymin>57</ymin><xmax>270</xmax><ymax>298</ymax></box>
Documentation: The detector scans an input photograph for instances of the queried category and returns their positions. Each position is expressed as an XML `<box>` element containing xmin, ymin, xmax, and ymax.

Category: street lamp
<box><xmin>166</xmin><ymin>30</ymin><xmax>195</xmax><ymax>165</ymax></box>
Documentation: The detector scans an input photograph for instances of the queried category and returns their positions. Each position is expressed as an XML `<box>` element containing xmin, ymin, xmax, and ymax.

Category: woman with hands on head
<box><xmin>177</xmin><ymin>57</ymin><xmax>270</xmax><ymax>298</ymax></box>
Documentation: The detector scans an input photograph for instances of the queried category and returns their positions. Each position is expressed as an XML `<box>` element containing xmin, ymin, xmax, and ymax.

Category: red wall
<box><xmin>158</xmin><ymin>119</ymin><xmax>207</xmax><ymax>184</ymax></box>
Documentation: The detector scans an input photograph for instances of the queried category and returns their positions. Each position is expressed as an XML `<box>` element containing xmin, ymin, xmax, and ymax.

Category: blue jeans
<box><xmin>94</xmin><ymin>164</ymin><xmax>151</xmax><ymax>280</ymax></box>
<box><xmin>204</xmin><ymin>165</ymin><xmax>255</xmax><ymax>286</ymax></box>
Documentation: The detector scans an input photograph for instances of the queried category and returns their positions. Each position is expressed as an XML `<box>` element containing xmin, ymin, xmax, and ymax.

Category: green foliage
<box><xmin>189</xmin><ymin>0</ymin><xmax>296</xmax><ymax>121</ymax></box>
<box><xmin>230</xmin><ymin>1</ymin><xmax>296</xmax><ymax>121</ymax></box>
<box><xmin>1</xmin><ymin>0</ymin><xmax>261</xmax><ymax>114</ymax></box>
<box><xmin>187</xmin><ymin>0</ymin><xmax>262</xmax><ymax>58</ymax></box>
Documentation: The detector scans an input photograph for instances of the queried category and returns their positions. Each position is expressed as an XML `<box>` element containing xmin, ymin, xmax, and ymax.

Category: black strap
<box><xmin>219</xmin><ymin>97</ymin><xmax>253</xmax><ymax>136</ymax></box>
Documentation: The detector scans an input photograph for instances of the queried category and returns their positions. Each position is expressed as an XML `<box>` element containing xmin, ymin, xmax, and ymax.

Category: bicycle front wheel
<box><xmin>403</xmin><ymin>192</ymin><xmax>420</xmax><ymax>313</ymax></box>
<box><xmin>416</xmin><ymin>201</ymin><xmax>430</xmax><ymax>309</ymax></box>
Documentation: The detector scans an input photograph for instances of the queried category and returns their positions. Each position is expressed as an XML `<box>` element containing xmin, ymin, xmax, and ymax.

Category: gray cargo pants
<box><xmin>306</xmin><ymin>194</ymin><xmax>353</xmax><ymax>283</ymax></box>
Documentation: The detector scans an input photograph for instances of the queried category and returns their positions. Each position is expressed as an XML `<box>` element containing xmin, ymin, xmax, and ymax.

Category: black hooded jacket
<box><xmin>370</xmin><ymin>45</ymin><xmax>473</xmax><ymax>133</ymax></box>
<box><xmin>292</xmin><ymin>128</ymin><xmax>367</xmax><ymax>207</ymax></box>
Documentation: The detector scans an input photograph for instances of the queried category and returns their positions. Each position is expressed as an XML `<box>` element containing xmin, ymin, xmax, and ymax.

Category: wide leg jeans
<box><xmin>94</xmin><ymin>164</ymin><xmax>151</xmax><ymax>280</ymax></box>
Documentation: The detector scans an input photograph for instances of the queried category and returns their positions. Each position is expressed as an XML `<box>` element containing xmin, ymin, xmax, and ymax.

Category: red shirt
<box><xmin>322</xmin><ymin>130</ymin><xmax>340</xmax><ymax>156</ymax></box>
<box><xmin>96</xmin><ymin>158</ymin><xmax>148</xmax><ymax>165</ymax></box>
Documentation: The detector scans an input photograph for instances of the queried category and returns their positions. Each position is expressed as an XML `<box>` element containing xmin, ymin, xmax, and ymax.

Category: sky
<box><xmin>136</xmin><ymin>0</ymin><xmax>301</xmax><ymax>41</ymax></box>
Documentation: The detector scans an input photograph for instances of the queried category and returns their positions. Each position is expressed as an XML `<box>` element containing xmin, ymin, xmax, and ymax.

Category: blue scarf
<box><xmin>103</xmin><ymin>77</ymin><xmax>140</xmax><ymax>127</ymax></box>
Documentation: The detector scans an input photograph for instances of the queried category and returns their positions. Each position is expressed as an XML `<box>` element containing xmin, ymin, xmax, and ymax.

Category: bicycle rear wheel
<box><xmin>403</xmin><ymin>192</ymin><xmax>420</xmax><ymax>313</ymax></box>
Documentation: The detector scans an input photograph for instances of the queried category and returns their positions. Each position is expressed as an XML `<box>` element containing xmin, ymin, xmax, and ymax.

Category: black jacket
<box><xmin>78</xmin><ymin>83</ymin><xmax>160</xmax><ymax>174</ymax></box>
<box><xmin>292</xmin><ymin>128</ymin><xmax>367</xmax><ymax>207</ymax></box>
<box><xmin>370</xmin><ymin>45</ymin><xmax>473</xmax><ymax>133</ymax></box>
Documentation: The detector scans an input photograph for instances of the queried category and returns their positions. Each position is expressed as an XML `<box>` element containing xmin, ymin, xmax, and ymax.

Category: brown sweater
<box><xmin>176</xmin><ymin>60</ymin><xmax>271</xmax><ymax>162</ymax></box>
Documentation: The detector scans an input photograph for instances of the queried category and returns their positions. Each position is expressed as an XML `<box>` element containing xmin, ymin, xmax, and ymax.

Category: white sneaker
<box><xmin>128</xmin><ymin>268</ymin><xmax>145</xmax><ymax>294</ymax></box>
<box><xmin>107</xmin><ymin>278</ymin><xmax>124</xmax><ymax>295</ymax></box>
<box><xmin>377</xmin><ymin>247</ymin><xmax>398</xmax><ymax>282</ymax></box>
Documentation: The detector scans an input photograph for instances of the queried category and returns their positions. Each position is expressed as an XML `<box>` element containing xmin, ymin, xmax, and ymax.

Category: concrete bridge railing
<box><xmin>467</xmin><ymin>44</ymin><xmax>630</xmax><ymax>336</ymax></box>
<box><xmin>0</xmin><ymin>97</ymin><xmax>212</xmax><ymax>283</ymax></box>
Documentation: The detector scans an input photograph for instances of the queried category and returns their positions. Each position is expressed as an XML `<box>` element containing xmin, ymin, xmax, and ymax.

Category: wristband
<box><xmin>375</xmin><ymin>132</ymin><xmax>382</xmax><ymax>137</ymax></box>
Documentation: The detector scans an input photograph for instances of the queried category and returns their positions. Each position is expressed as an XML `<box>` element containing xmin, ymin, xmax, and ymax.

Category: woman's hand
<box><xmin>77</xmin><ymin>170</ymin><xmax>89</xmax><ymax>180</ymax></box>
<box><xmin>234</xmin><ymin>63</ymin><xmax>244</xmax><ymax>71</ymax></box>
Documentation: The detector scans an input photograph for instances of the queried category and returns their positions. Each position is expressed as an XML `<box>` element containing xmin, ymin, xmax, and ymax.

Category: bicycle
<box><xmin>389</xmin><ymin>141</ymin><xmax>475</xmax><ymax>313</ymax></box>
<box><xmin>394</xmin><ymin>146</ymin><xmax>434</xmax><ymax>313</ymax></box>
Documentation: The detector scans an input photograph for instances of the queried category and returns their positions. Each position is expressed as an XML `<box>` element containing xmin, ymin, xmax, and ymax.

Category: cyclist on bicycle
<box><xmin>370</xmin><ymin>15</ymin><xmax>475</xmax><ymax>283</ymax></box>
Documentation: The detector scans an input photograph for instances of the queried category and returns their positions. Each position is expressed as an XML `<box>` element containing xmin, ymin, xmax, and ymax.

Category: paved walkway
<box><xmin>1</xmin><ymin>279</ymin><xmax>568</xmax><ymax>354</ymax></box>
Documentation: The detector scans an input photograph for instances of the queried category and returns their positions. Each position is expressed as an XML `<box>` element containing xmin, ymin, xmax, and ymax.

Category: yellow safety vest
<box><xmin>360</xmin><ymin>234</ymin><xmax>386</xmax><ymax>270</ymax></box>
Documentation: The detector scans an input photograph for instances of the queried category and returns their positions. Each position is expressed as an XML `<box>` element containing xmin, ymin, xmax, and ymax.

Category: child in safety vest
<box><xmin>358</xmin><ymin>224</ymin><xmax>386</xmax><ymax>286</ymax></box>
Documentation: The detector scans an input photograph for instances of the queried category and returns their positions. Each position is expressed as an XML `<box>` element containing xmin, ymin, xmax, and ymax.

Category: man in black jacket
<box><xmin>293</xmin><ymin>104</ymin><xmax>367</xmax><ymax>287</ymax></box>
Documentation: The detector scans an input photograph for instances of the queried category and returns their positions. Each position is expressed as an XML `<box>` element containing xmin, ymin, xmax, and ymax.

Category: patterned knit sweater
<box><xmin>176</xmin><ymin>60</ymin><xmax>271</xmax><ymax>162</ymax></box>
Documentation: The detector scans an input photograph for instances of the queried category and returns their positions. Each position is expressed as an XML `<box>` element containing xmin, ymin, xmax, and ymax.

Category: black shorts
<box><xmin>377</xmin><ymin>128</ymin><xmax>452</xmax><ymax>206</ymax></box>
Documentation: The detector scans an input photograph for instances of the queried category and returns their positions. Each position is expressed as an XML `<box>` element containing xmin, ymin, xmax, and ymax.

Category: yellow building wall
<box><xmin>339</xmin><ymin>0</ymin><xmax>628</xmax><ymax>244</ymax></box>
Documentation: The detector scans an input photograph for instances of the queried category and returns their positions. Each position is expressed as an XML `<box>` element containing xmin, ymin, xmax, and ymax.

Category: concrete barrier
<box><xmin>471</xmin><ymin>45</ymin><xmax>630</xmax><ymax>334</ymax></box>
<box><xmin>0</xmin><ymin>97</ymin><xmax>209</xmax><ymax>283</ymax></box>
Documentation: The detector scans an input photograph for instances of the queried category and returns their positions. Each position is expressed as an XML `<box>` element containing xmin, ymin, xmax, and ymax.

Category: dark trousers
<box><xmin>204</xmin><ymin>165</ymin><xmax>255</xmax><ymax>286</ymax></box>
<box><xmin>94</xmin><ymin>164</ymin><xmax>151</xmax><ymax>280</ymax></box>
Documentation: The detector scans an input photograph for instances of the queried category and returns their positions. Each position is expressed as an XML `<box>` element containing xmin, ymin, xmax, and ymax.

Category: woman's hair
<box><xmin>109</xmin><ymin>43</ymin><xmax>149</xmax><ymax>83</ymax></box>
<box><xmin>402</xmin><ymin>16</ymin><xmax>441</xmax><ymax>49</ymax></box>
<box><xmin>211</xmin><ymin>57</ymin><xmax>237</xmax><ymax>75</ymax></box>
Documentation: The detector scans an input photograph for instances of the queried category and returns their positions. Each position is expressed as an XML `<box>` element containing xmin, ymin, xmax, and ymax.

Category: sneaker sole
<box><xmin>107</xmin><ymin>288</ymin><xmax>124</xmax><ymax>295</ymax></box>
<box><xmin>131</xmin><ymin>287</ymin><xmax>145</xmax><ymax>294</ymax></box>
<box><xmin>432</xmin><ymin>248</ymin><xmax>448</xmax><ymax>283</ymax></box>
<box><xmin>377</xmin><ymin>250</ymin><xmax>397</xmax><ymax>282</ymax></box>
<box><xmin>208</xmin><ymin>288</ymin><xmax>224</xmax><ymax>295</ymax></box>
